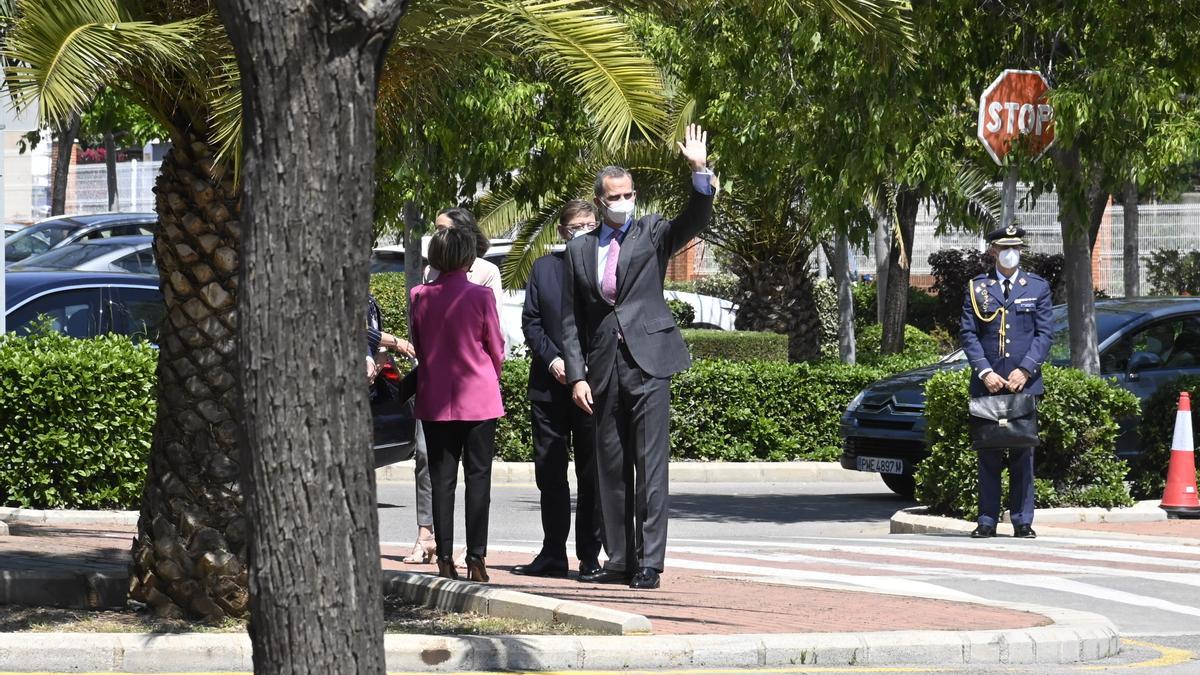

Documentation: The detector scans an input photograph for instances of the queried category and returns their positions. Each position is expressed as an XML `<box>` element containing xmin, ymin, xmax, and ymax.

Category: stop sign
<box><xmin>977</xmin><ymin>69</ymin><xmax>1055</xmax><ymax>165</ymax></box>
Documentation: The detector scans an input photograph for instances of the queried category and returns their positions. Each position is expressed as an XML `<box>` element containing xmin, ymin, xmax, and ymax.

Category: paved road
<box><xmin>377</xmin><ymin>479</ymin><xmax>1200</xmax><ymax>672</ymax></box>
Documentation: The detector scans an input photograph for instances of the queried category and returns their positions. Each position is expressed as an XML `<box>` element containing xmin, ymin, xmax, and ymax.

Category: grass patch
<box><xmin>0</xmin><ymin>596</ymin><xmax>598</xmax><ymax>636</ymax></box>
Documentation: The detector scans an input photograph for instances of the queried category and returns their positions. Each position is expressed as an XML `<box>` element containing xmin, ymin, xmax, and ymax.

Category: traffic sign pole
<box><xmin>1000</xmin><ymin>165</ymin><xmax>1019</xmax><ymax>230</ymax></box>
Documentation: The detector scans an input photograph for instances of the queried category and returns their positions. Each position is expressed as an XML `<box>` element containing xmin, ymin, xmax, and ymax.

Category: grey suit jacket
<box><xmin>561</xmin><ymin>188</ymin><xmax>715</xmax><ymax>389</ymax></box>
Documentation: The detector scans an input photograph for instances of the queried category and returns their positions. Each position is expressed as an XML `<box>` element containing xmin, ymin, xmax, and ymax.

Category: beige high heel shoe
<box><xmin>401</xmin><ymin>533</ymin><xmax>436</xmax><ymax>564</ymax></box>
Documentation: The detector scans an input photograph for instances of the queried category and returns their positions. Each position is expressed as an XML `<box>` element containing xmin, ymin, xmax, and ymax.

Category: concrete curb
<box><xmin>0</xmin><ymin>506</ymin><xmax>139</xmax><ymax>526</ymax></box>
<box><xmin>0</xmin><ymin>606</ymin><xmax>1118</xmax><ymax>671</ymax></box>
<box><xmin>891</xmin><ymin>505</ymin><xmax>1199</xmax><ymax>545</ymax></box>
<box><xmin>377</xmin><ymin>460</ymin><xmax>879</xmax><ymax>484</ymax></box>
<box><xmin>381</xmin><ymin>571</ymin><xmax>650</xmax><ymax>635</ymax></box>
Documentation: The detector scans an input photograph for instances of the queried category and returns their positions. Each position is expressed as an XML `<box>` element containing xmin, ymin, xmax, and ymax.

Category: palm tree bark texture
<box><xmin>128</xmin><ymin>133</ymin><xmax>247</xmax><ymax>619</ymax></box>
<box><xmin>213</xmin><ymin>0</ymin><xmax>408</xmax><ymax>671</ymax></box>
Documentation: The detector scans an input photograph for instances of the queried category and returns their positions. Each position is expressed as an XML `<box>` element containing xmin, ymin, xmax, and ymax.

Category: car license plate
<box><xmin>857</xmin><ymin>456</ymin><xmax>904</xmax><ymax>475</ymax></box>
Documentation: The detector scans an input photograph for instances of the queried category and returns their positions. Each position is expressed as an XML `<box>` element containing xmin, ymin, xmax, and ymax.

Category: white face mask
<box><xmin>998</xmin><ymin>248</ymin><xmax>1021</xmax><ymax>269</ymax></box>
<box><xmin>605</xmin><ymin>198</ymin><xmax>636</xmax><ymax>222</ymax></box>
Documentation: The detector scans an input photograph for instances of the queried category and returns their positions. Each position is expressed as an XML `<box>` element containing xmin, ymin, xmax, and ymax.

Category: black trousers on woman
<box><xmin>423</xmin><ymin>419</ymin><xmax>496</xmax><ymax>559</ymax></box>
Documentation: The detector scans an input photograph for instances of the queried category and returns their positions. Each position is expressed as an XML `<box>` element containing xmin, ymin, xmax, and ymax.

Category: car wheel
<box><xmin>880</xmin><ymin>471</ymin><xmax>916</xmax><ymax>499</ymax></box>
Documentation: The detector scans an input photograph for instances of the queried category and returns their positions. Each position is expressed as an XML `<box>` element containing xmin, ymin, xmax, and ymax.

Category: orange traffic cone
<box><xmin>1160</xmin><ymin>392</ymin><xmax>1200</xmax><ymax>519</ymax></box>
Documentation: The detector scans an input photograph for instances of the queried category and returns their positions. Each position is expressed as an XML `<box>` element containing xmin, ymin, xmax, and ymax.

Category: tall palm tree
<box><xmin>3</xmin><ymin>0</ymin><xmax>673</xmax><ymax>619</ymax></box>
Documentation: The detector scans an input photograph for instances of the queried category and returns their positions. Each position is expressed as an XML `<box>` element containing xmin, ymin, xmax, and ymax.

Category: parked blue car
<box><xmin>841</xmin><ymin>298</ymin><xmax>1200</xmax><ymax>496</ymax></box>
<box><xmin>3</xmin><ymin>271</ymin><xmax>415</xmax><ymax>466</ymax></box>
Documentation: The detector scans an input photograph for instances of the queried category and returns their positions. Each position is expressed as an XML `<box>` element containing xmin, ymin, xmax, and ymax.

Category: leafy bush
<box><xmin>493</xmin><ymin>356</ymin><xmax>895</xmax><ymax>462</ymax></box>
<box><xmin>847</xmin><ymin>281</ymin><xmax>936</xmax><ymax>332</ymax></box>
<box><xmin>856</xmin><ymin>323</ymin><xmax>940</xmax><ymax>366</ymax></box>
<box><xmin>1133</xmin><ymin>376</ymin><xmax>1200</xmax><ymax>498</ymax></box>
<box><xmin>0</xmin><ymin>322</ymin><xmax>157</xmax><ymax>508</ymax></box>
<box><xmin>814</xmin><ymin>278</ymin><xmax>839</xmax><ymax>359</ymax></box>
<box><xmin>369</xmin><ymin>272</ymin><xmax>409</xmax><ymax>338</ymax></box>
<box><xmin>928</xmin><ymin>248</ymin><xmax>1065</xmax><ymax>332</ymax></box>
<box><xmin>682</xmin><ymin>328</ymin><xmax>788</xmax><ymax>362</ymax></box>
<box><xmin>666</xmin><ymin>299</ymin><xmax>695</xmax><ymax>328</ymax></box>
<box><xmin>1146</xmin><ymin>249</ymin><xmax>1200</xmax><ymax>296</ymax></box>
<box><xmin>665</xmin><ymin>273</ymin><xmax>740</xmax><ymax>302</ymax></box>
<box><xmin>916</xmin><ymin>366</ymin><xmax>1138</xmax><ymax>519</ymax></box>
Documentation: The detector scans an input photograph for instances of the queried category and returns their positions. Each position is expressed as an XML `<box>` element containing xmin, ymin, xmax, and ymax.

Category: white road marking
<box><xmin>978</xmin><ymin>574</ymin><xmax>1200</xmax><ymax>619</ymax></box>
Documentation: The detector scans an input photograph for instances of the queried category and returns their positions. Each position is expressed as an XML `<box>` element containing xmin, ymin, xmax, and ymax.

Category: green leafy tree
<box><xmin>3</xmin><ymin>0</ymin><xmax>670</xmax><ymax>621</ymax></box>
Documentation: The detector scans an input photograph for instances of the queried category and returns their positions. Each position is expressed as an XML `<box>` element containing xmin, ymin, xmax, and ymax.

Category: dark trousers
<box><xmin>592</xmin><ymin>343</ymin><xmax>671</xmax><ymax>573</ymax></box>
<box><xmin>977</xmin><ymin>447</ymin><xmax>1035</xmax><ymax>527</ymax></box>
<box><xmin>423</xmin><ymin>419</ymin><xmax>496</xmax><ymax>559</ymax></box>
<box><xmin>530</xmin><ymin>397</ymin><xmax>604</xmax><ymax>563</ymax></box>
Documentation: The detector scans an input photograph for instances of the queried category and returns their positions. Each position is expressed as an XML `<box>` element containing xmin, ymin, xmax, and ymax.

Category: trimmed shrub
<box><xmin>916</xmin><ymin>366</ymin><xmax>1138</xmax><ymax>519</ymax></box>
<box><xmin>667</xmin><ymin>299</ymin><xmax>695</xmax><ymax>328</ymax></box>
<box><xmin>1132</xmin><ymin>376</ymin><xmax>1200</xmax><ymax>499</ymax></box>
<box><xmin>369</xmin><ymin>272</ymin><xmax>408</xmax><ymax>338</ymax></box>
<box><xmin>493</xmin><ymin>356</ymin><xmax>897</xmax><ymax>462</ymax></box>
<box><xmin>664</xmin><ymin>273</ymin><xmax>740</xmax><ymax>302</ymax></box>
<box><xmin>856</xmin><ymin>323</ymin><xmax>941</xmax><ymax>366</ymax></box>
<box><xmin>0</xmin><ymin>322</ymin><xmax>157</xmax><ymax>508</ymax></box>
<box><xmin>495</xmin><ymin>358</ymin><xmax>534</xmax><ymax>461</ymax></box>
<box><xmin>1146</xmin><ymin>249</ymin><xmax>1200</xmax><ymax>295</ymax></box>
<box><xmin>682</xmin><ymin>329</ymin><xmax>789</xmax><ymax>362</ymax></box>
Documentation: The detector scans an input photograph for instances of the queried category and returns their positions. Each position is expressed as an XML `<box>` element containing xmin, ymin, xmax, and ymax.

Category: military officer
<box><xmin>960</xmin><ymin>224</ymin><xmax>1053</xmax><ymax>539</ymax></box>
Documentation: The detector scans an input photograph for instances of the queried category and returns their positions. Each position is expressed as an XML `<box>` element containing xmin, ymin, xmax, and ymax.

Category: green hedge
<box><xmin>916</xmin><ymin>366</ymin><xmax>1138</xmax><ymax>519</ymax></box>
<box><xmin>666</xmin><ymin>299</ymin><xmax>695</xmax><ymax>328</ymax></box>
<box><xmin>681</xmin><ymin>329</ymin><xmax>789</xmax><ymax>362</ymax></box>
<box><xmin>856</xmin><ymin>323</ymin><xmax>940</xmax><ymax>365</ymax></box>
<box><xmin>0</xmin><ymin>323</ymin><xmax>157</xmax><ymax>508</ymax></box>
<box><xmin>1133</xmin><ymin>376</ymin><xmax>1200</xmax><ymax>499</ymax></box>
<box><xmin>369</xmin><ymin>272</ymin><xmax>409</xmax><ymax>338</ymax></box>
<box><xmin>496</xmin><ymin>356</ymin><xmax>896</xmax><ymax>462</ymax></box>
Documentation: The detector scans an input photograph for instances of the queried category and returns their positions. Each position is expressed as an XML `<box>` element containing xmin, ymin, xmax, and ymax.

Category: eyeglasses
<box><xmin>565</xmin><ymin>222</ymin><xmax>599</xmax><ymax>232</ymax></box>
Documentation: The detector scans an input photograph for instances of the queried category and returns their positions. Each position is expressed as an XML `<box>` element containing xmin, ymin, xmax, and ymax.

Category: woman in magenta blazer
<box><xmin>409</xmin><ymin>225</ymin><xmax>505</xmax><ymax>582</ymax></box>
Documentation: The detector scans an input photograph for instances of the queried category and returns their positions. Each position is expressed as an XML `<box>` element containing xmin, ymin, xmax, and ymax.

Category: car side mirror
<box><xmin>1127</xmin><ymin>351</ymin><xmax>1162</xmax><ymax>377</ymax></box>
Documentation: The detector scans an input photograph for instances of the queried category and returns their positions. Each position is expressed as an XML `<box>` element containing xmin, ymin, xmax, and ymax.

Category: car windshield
<box><xmin>5</xmin><ymin>223</ymin><xmax>78</xmax><ymax>262</ymax></box>
<box><xmin>9</xmin><ymin>241</ymin><xmax>128</xmax><ymax>270</ymax></box>
<box><xmin>941</xmin><ymin>307</ymin><xmax>1139</xmax><ymax>364</ymax></box>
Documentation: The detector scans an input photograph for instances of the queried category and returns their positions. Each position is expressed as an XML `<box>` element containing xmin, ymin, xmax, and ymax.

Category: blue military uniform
<box><xmin>960</xmin><ymin>225</ymin><xmax>1053</xmax><ymax>537</ymax></box>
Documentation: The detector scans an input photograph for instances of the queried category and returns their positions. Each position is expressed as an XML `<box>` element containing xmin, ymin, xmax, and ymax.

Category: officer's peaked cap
<box><xmin>985</xmin><ymin>224</ymin><xmax>1025</xmax><ymax>247</ymax></box>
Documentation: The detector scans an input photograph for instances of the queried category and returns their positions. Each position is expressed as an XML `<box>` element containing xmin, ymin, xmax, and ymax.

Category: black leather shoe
<box><xmin>970</xmin><ymin>524</ymin><xmax>996</xmax><ymax>538</ymax></box>
<box><xmin>1013</xmin><ymin>524</ymin><xmax>1037</xmax><ymax>539</ymax></box>
<box><xmin>629</xmin><ymin>567</ymin><xmax>661</xmax><ymax>589</ymax></box>
<box><xmin>577</xmin><ymin>558</ymin><xmax>602</xmax><ymax>577</ymax></box>
<box><xmin>512</xmin><ymin>554</ymin><xmax>568</xmax><ymax>578</ymax></box>
<box><xmin>578</xmin><ymin>567</ymin><xmax>631</xmax><ymax>584</ymax></box>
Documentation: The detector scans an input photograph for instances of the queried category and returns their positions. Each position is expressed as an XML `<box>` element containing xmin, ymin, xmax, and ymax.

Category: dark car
<box><xmin>841</xmin><ymin>298</ymin><xmax>1200</xmax><ymax>496</ymax></box>
<box><xmin>4</xmin><ymin>213</ymin><xmax>157</xmax><ymax>266</ymax></box>
<box><xmin>3</xmin><ymin>271</ymin><xmax>414</xmax><ymax>466</ymax></box>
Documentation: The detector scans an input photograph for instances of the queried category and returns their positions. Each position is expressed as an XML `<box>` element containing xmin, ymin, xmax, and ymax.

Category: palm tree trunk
<box><xmin>731</xmin><ymin>255</ymin><xmax>822</xmax><ymax>362</ymax></box>
<box><xmin>215</xmin><ymin>0</ymin><xmax>407</xmax><ymax>670</ymax></box>
<box><xmin>128</xmin><ymin>132</ymin><xmax>247</xmax><ymax>620</ymax></box>
<box><xmin>881</xmin><ymin>188</ymin><xmax>918</xmax><ymax>355</ymax></box>
<box><xmin>105</xmin><ymin>130</ymin><xmax>120</xmax><ymax>211</ymax></box>
<box><xmin>1123</xmin><ymin>180</ymin><xmax>1139</xmax><ymax>297</ymax></box>
<box><xmin>50</xmin><ymin>113</ymin><xmax>81</xmax><ymax>216</ymax></box>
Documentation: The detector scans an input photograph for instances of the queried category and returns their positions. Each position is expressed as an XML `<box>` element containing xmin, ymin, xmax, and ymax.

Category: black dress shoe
<box><xmin>577</xmin><ymin>558</ymin><xmax>602</xmax><ymax>577</ymax></box>
<box><xmin>512</xmin><ymin>554</ymin><xmax>568</xmax><ymax>578</ymax></box>
<box><xmin>1013</xmin><ymin>524</ymin><xmax>1037</xmax><ymax>539</ymax></box>
<box><xmin>629</xmin><ymin>567</ymin><xmax>661</xmax><ymax>589</ymax></box>
<box><xmin>970</xmin><ymin>524</ymin><xmax>996</xmax><ymax>539</ymax></box>
<box><xmin>578</xmin><ymin>567</ymin><xmax>631</xmax><ymax>584</ymax></box>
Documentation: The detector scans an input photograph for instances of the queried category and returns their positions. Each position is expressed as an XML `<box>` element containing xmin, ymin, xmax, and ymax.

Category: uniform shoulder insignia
<box><xmin>988</xmin><ymin>279</ymin><xmax>997</xmax><ymax>286</ymax></box>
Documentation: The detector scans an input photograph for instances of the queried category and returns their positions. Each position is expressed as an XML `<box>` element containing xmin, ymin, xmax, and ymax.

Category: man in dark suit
<box><xmin>512</xmin><ymin>200</ymin><xmax>605</xmax><ymax>579</ymax></box>
<box><xmin>561</xmin><ymin>124</ymin><xmax>715</xmax><ymax>589</ymax></box>
<box><xmin>961</xmin><ymin>224</ymin><xmax>1053</xmax><ymax>539</ymax></box>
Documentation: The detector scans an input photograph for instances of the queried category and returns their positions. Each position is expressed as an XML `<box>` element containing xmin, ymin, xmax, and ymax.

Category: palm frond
<box><xmin>479</xmin><ymin>0</ymin><xmax>668</xmax><ymax>150</ymax></box>
<box><xmin>786</xmin><ymin>0</ymin><xmax>913</xmax><ymax>55</ymax></box>
<box><xmin>207</xmin><ymin>51</ymin><xmax>242</xmax><ymax>174</ymax></box>
<box><xmin>3</xmin><ymin>0</ymin><xmax>209</xmax><ymax>128</ymax></box>
<box><xmin>498</xmin><ymin>202</ymin><xmax>565</xmax><ymax>289</ymax></box>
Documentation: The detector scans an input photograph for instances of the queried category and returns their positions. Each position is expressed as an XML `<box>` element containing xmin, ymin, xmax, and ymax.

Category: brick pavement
<box><xmin>1049</xmin><ymin>518</ymin><xmax>1200</xmax><ymax>539</ymax></box>
<box><xmin>380</xmin><ymin>548</ymin><xmax>1049</xmax><ymax>635</ymax></box>
<box><xmin>0</xmin><ymin>524</ymin><xmax>1051</xmax><ymax>635</ymax></box>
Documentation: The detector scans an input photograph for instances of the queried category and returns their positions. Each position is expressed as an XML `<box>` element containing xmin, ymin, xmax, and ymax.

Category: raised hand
<box><xmin>677</xmin><ymin>123</ymin><xmax>708</xmax><ymax>171</ymax></box>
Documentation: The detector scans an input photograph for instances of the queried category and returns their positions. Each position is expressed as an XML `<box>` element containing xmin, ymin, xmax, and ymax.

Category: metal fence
<box><xmin>61</xmin><ymin>160</ymin><xmax>161</xmax><ymax>215</ymax></box>
<box><xmin>849</xmin><ymin>186</ymin><xmax>1200</xmax><ymax>295</ymax></box>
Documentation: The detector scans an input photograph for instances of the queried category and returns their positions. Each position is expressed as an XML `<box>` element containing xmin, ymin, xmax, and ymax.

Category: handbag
<box><xmin>968</xmin><ymin>393</ymin><xmax>1040</xmax><ymax>450</ymax></box>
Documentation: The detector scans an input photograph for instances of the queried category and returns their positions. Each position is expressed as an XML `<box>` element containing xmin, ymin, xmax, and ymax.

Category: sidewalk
<box><xmin>0</xmin><ymin>518</ymin><xmax>1120</xmax><ymax>670</ymax></box>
